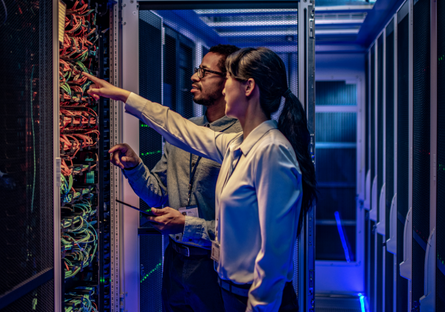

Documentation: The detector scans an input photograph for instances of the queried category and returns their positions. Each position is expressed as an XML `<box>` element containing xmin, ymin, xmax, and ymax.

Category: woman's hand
<box><xmin>83</xmin><ymin>72</ymin><xmax>131</xmax><ymax>102</ymax></box>
<box><xmin>109</xmin><ymin>143</ymin><xmax>141</xmax><ymax>170</ymax></box>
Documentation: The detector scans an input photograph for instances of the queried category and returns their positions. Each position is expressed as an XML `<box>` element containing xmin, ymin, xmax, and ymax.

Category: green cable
<box><xmin>30</xmin><ymin>65</ymin><xmax>36</xmax><ymax>212</ymax></box>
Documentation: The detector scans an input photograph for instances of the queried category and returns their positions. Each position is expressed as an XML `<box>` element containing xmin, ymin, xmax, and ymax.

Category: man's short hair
<box><xmin>208</xmin><ymin>44</ymin><xmax>240</xmax><ymax>73</ymax></box>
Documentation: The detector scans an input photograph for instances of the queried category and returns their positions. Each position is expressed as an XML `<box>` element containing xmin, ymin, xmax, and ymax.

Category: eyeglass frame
<box><xmin>194</xmin><ymin>66</ymin><xmax>226</xmax><ymax>79</ymax></box>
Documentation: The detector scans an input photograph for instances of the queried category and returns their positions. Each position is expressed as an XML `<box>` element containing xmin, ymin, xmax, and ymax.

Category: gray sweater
<box><xmin>123</xmin><ymin>114</ymin><xmax>242</xmax><ymax>249</ymax></box>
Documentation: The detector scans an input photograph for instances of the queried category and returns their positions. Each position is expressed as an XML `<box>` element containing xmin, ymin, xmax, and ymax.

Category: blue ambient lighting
<box><xmin>334</xmin><ymin>211</ymin><xmax>351</xmax><ymax>262</ymax></box>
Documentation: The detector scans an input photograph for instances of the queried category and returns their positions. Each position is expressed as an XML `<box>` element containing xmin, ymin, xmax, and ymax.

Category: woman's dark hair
<box><xmin>226</xmin><ymin>47</ymin><xmax>317</xmax><ymax>236</ymax></box>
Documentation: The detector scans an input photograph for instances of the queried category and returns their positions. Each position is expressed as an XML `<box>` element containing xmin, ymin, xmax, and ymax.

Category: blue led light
<box><xmin>334</xmin><ymin>211</ymin><xmax>351</xmax><ymax>262</ymax></box>
<box><xmin>358</xmin><ymin>293</ymin><xmax>369</xmax><ymax>312</ymax></box>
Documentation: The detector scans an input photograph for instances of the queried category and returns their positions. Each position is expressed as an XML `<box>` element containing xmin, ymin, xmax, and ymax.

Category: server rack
<box><xmin>364</xmin><ymin>0</ymin><xmax>442</xmax><ymax>310</ymax></box>
<box><xmin>58</xmin><ymin>1</ymin><xmax>112</xmax><ymax>311</ymax></box>
<box><xmin>412</xmin><ymin>0</ymin><xmax>431</xmax><ymax>310</ymax></box>
<box><xmin>385</xmin><ymin>18</ymin><xmax>396</xmax><ymax>312</ymax></box>
<box><xmin>367</xmin><ymin>42</ymin><xmax>377</xmax><ymax>312</ymax></box>
<box><xmin>138</xmin><ymin>11</ymin><xmax>164</xmax><ymax>312</ymax></box>
<box><xmin>435</xmin><ymin>0</ymin><xmax>445</xmax><ymax>311</ymax></box>
<box><xmin>397</xmin><ymin>2</ymin><xmax>412</xmax><ymax>311</ymax></box>
<box><xmin>376</xmin><ymin>32</ymin><xmax>384</xmax><ymax>312</ymax></box>
<box><xmin>0</xmin><ymin>1</ymin><xmax>57</xmax><ymax>311</ymax></box>
<box><xmin>0</xmin><ymin>0</ymin><xmax>113</xmax><ymax>311</ymax></box>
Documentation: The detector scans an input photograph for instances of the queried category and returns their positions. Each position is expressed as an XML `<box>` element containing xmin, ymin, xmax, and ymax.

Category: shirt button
<box><xmin>192</xmin><ymin>162</ymin><xmax>196</xmax><ymax>166</ymax></box>
<box><xmin>176</xmin><ymin>235</ymin><xmax>180</xmax><ymax>240</ymax></box>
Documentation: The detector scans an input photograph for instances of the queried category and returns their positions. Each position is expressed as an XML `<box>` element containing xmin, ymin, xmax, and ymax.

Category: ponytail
<box><xmin>278</xmin><ymin>90</ymin><xmax>317</xmax><ymax>236</ymax></box>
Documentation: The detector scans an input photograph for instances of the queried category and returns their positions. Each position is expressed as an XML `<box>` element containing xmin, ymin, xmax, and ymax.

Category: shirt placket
<box><xmin>215</xmin><ymin>147</ymin><xmax>242</xmax><ymax>242</ymax></box>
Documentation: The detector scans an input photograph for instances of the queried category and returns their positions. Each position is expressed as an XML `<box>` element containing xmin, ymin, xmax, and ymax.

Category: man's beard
<box><xmin>193</xmin><ymin>83</ymin><xmax>224</xmax><ymax>106</ymax></box>
<box><xmin>193</xmin><ymin>93</ymin><xmax>218</xmax><ymax>106</ymax></box>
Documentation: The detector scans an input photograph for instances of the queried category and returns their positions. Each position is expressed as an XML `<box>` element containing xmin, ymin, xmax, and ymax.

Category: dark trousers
<box><xmin>162</xmin><ymin>242</ymin><xmax>225</xmax><ymax>312</ymax></box>
<box><xmin>221</xmin><ymin>282</ymin><xmax>299</xmax><ymax>312</ymax></box>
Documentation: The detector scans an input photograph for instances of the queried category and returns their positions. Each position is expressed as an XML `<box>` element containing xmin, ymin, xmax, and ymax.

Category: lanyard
<box><xmin>187</xmin><ymin>123</ymin><xmax>211</xmax><ymax>205</ymax></box>
<box><xmin>187</xmin><ymin>154</ymin><xmax>202</xmax><ymax>206</ymax></box>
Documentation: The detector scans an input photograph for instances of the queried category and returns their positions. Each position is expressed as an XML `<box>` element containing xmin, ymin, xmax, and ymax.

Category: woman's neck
<box><xmin>238</xmin><ymin>102</ymin><xmax>268</xmax><ymax>139</ymax></box>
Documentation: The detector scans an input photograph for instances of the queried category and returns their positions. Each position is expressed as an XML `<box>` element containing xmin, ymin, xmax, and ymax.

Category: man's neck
<box><xmin>204</xmin><ymin>99</ymin><xmax>226</xmax><ymax>123</ymax></box>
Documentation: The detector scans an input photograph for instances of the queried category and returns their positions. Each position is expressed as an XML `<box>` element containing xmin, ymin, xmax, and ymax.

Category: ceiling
<box><xmin>191</xmin><ymin>0</ymin><xmax>404</xmax><ymax>52</ymax></box>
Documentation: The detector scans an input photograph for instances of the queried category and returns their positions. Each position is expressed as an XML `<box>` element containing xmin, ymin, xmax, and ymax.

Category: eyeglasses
<box><xmin>194</xmin><ymin>66</ymin><xmax>225</xmax><ymax>79</ymax></box>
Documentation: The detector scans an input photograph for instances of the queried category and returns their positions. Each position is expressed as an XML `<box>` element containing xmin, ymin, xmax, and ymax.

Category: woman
<box><xmin>84</xmin><ymin>47</ymin><xmax>316</xmax><ymax>312</ymax></box>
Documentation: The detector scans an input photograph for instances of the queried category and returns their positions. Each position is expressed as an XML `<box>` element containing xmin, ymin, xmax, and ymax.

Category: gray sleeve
<box><xmin>123</xmin><ymin>145</ymin><xmax>169</xmax><ymax>208</ymax></box>
<box><xmin>182</xmin><ymin>217</ymin><xmax>215</xmax><ymax>248</ymax></box>
<box><xmin>125</xmin><ymin>92</ymin><xmax>239</xmax><ymax>164</ymax></box>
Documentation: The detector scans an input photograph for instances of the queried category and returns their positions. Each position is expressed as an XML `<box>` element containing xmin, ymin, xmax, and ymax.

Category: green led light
<box><xmin>141</xmin><ymin>150</ymin><xmax>162</xmax><ymax>156</ymax></box>
<box><xmin>140</xmin><ymin>263</ymin><xmax>162</xmax><ymax>283</ymax></box>
<box><xmin>140</xmin><ymin>124</ymin><xmax>150</xmax><ymax>128</ymax></box>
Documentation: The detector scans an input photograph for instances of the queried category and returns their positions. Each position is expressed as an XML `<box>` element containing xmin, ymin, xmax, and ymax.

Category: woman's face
<box><xmin>222</xmin><ymin>74</ymin><xmax>247</xmax><ymax>119</ymax></box>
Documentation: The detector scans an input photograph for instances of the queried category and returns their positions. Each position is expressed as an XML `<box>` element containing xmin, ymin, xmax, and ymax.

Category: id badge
<box><xmin>211</xmin><ymin>240</ymin><xmax>220</xmax><ymax>263</ymax></box>
<box><xmin>178</xmin><ymin>205</ymin><xmax>199</xmax><ymax>218</ymax></box>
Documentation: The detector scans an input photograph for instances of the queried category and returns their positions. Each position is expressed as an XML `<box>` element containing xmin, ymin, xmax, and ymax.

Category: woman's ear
<box><xmin>245</xmin><ymin>78</ymin><xmax>256</xmax><ymax>97</ymax></box>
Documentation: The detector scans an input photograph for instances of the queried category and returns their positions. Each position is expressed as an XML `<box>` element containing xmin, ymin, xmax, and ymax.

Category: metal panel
<box><xmin>53</xmin><ymin>1</ymin><xmax>61</xmax><ymax>311</ymax></box>
<box><xmin>385</xmin><ymin>18</ymin><xmax>396</xmax><ymax>312</ymax></box>
<box><xmin>298</xmin><ymin>1</ymin><xmax>315</xmax><ymax>311</ymax></box>
<box><xmin>110</xmin><ymin>2</ymin><xmax>123</xmax><ymax>311</ymax></box>
<box><xmin>422</xmin><ymin>0</ymin><xmax>437</xmax><ymax>309</ymax></box>
<box><xmin>396</xmin><ymin>2</ymin><xmax>411</xmax><ymax>311</ymax></box>
<box><xmin>121</xmin><ymin>1</ymin><xmax>142</xmax><ymax>311</ymax></box>
<box><xmin>435</xmin><ymin>0</ymin><xmax>445</xmax><ymax>310</ymax></box>
<box><xmin>412</xmin><ymin>0</ymin><xmax>431</xmax><ymax>308</ymax></box>
<box><xmin>138</xmin><ymin>10</ymin><xmax>164</xmax><ymax>312</ymax></box>
<box><xmin>408</xmin><ymin>1</ymin><xmax>414</xmax><ymax>309</ymax></box>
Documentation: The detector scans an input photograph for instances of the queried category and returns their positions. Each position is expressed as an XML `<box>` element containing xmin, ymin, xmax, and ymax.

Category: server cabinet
<box><xmin>376</xmin><ymin>33</ymin><xmax>384</xmax><ymax>312</ymax></box>
<box><xmin>58</xmin><ymin>1</ymin><xmax>112</xmax><ymax>311</ymax></box>
<box><xmin>384</xmin><ymin>18</ymin><xmax>396</xmax><ymax>312</ymax></box>
<box><xmin>0</xmin><ymin>1</ymin><xmax>57</xmax><ymax>310</ymax></box>
<box><xmin>397</xmin><ymin>2</ymin><xmax>411</xmax><ymax>311</ymax></box>
<box><xmin>139</xmin><ymin>11</ymin><xmax>164</xmax><ymax>312</ymax></box>
<box><xmin>412</xmin><ymin>0</ymin><xmax>431</xmax><ymax>310</ymax></box>
<box><xmin>368</xmin><ymin>43</ymin><xmax>377</xmax><ymax>312</ymax></box>
<box><xmin>0</xmin><ymin>0</ymin><xmax>113</xmax><ymax>311</ymax></box>
<box><xmin>436</xmin><ymin>0</ymin><xmax>445</xmax><ymax>311</ymax></box>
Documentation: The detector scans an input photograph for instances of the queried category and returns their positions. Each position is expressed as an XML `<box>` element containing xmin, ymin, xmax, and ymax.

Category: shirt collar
<box><xmin>203</xmin><ymin>114</ymin><xmax>239</xmax><ymax>132</ymax></box>
<box><xmin>238</xmin><ymin>120</ymin><xmax>278</xmax><ymax>156</ymax></box>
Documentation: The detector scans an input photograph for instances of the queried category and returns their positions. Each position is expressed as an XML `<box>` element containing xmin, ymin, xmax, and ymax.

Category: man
<box><xmin>109</xmin><ymin>44</ymin><xmax>241</xmax><ymax>312</ymax></box>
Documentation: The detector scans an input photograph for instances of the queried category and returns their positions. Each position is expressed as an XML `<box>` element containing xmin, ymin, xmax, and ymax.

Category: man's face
<box><xmin>191</xmin><ymin>52</ymin><xmax>226</xmax><ymax>106</ymax></box>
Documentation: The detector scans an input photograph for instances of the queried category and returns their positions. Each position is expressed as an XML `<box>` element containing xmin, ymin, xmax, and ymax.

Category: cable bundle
<box><xmin>64</xmin><ymin>286</ymin><xmax>98</xmax><ymax>312</ymax></box>
<box><xmin>59</xmin><ymin>2</ymin><xmax>101</xmax><ymax>310</ymax></box>
<box><xmin>62</xmin><ymin>198</ymin><xmax>98</xmax><ymax>279</ymax></box>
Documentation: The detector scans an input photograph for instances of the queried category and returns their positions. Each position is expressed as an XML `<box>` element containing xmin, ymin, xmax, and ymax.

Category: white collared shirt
<box><xmin>125</xmin><ymin>93</ymin><xmax>302</xmax><ymax>312</ymax></box>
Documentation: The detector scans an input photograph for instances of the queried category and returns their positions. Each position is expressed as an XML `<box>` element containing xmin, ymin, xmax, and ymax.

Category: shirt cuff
<box><xmin>122</xmin><ymin>161</ymin><xmax>144</xmax><ymax>179</ymax></box>
<box><xmin>182</xmin><ymin>216</ymin><xmax>205</xmax><ymax>244</ymax></box>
